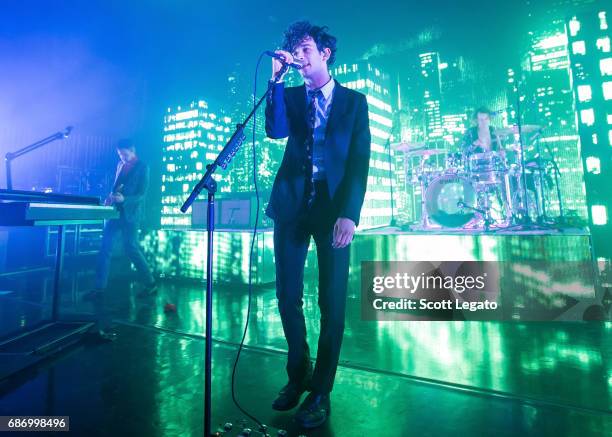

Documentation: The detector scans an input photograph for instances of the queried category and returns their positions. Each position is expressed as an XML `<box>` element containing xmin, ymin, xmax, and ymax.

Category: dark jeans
<box><xmin>273</xmin><ymin>180</ymin><xmax>351</xmax><ymax>394</ymax></box>
<box><xmin>95</xmin><ymin>218</ymin><xmax>154</xmax><ymax>290</ymax></box>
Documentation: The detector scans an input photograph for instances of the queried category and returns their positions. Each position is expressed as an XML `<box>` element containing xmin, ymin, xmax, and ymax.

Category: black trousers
<box><xmin>273</xmin><ymin>180</ymin><xmax>351</xmax><ymax>394</ymax></box>
<box><xmin>95</xmin><ymin>218</ymin><xmax>154</xmax><ymax>290</ymax></box>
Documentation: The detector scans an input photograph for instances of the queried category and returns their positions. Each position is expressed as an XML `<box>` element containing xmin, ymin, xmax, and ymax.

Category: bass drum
<box><xmin>425</xmin><ymin>173</ymin><xmax>477</xmax><ymax>228</ymax></box>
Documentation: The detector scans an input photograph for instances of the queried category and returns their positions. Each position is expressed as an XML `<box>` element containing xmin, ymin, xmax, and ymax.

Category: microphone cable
<box><xmin>228</xmin><ymin>51</ymin><xmax>268</xmax><ymax>432</ymax></box>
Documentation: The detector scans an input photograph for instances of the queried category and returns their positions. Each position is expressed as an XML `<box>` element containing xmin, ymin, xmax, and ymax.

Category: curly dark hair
<box><xmin>281</xmin><ymin>21</ymin><xmax>337</xmax><ymax>66</ymax></box>
<box><xmin>116</xmin><ymin>138</ymin><xmax>135</xmax><ymax>151</ymax></box>
<box><xmin>472</xmin><ymin>107</ymin><xmax>492</xmax><ymax>120</ymax></box>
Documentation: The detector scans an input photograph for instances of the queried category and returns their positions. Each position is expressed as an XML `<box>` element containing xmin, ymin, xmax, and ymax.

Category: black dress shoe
<box><xmin>294</xmin><ymin>392</ymin><xmax>330</xmax><ymax>429</ymax></box>
<box><xmin>272</xmin><ymin>381</ymin><xmax>308</xmax><ymax>411</ymax></box>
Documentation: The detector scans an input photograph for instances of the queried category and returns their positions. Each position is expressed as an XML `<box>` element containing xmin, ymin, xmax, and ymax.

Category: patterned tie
<box><xmin>304</xmin><ymin>89</ymin><xmax>322</xmax><ymax>209</ymax></box>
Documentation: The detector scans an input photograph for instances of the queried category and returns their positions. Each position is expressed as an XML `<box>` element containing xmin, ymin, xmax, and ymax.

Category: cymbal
<box><xmin>391</xmin><ymin>141</ymin><xmax>426</xmax><ymax>152</ymax></box>
<box><xmin>525</xmin><ymin>157</ymin><xmax>551</xmax><ymax>171</ymax></box>
<box><xmin>406</xmin><ymin>148</ymin><xmax>446</xmax><ymax>157</ymax></box>
<box><xmin>521</xmin><ymin>124</ymin><xmax>543</xmax><ymax>134</ymax></box>
<box><xmin>495</xmin><ymin>124</ymin><xmax>543</xmax><ymax>137</ymax></box>
<box><xmin>495</xmin><ymin>127</ymin><xmax>514</xmax><ymax>137</ymax></box>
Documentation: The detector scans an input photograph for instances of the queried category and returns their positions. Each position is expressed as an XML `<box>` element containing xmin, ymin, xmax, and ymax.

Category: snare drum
<box><xmin>468</xmin><ymin>151</ymin><xmax>507</xmax><ymax>184</ymax></box>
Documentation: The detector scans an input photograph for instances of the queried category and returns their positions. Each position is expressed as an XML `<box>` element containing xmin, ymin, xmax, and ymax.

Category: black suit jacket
<box><xmin>265</xmin><ymin>80</ymin><xmax>371</xmax><ymax>226</ymax></box>
<box><xmin>113</xmin><ymin>160</ymin><xmax>149</xmax><ymax>224</ymax></box>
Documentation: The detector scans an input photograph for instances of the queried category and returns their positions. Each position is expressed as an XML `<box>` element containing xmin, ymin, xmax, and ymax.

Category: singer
<box><xmin>265</xmin><ymin>21</ymin><xmax>371</xmax><ymax>428</ymax></box>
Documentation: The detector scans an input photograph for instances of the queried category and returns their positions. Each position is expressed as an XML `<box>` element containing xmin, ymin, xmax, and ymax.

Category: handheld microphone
<box><xmin>63</xmin><ymin>126</ymin><xmax>73</xmax><ymax>138</ymax></box>
<box><xmin>265</xmin><ymin>51</ymin><xmax>303</xmax><ymax>69</ymax></box>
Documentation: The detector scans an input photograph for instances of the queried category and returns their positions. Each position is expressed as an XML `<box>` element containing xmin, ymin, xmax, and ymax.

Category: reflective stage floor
<box><xmin>0</xmin><ymin>268</ymin><xmax>610</xmax><ymax>436</ymax></box>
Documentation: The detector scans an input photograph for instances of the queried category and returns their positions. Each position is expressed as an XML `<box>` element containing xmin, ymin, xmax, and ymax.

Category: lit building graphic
<box><xmin>224</xmin><ymin>66</ymin><xmax>254</xmax><ymax>196</ymax></box>
<box><xmin>225</xmin><ymin>66</ymin><xmax>287</xmax><ymax>197</ymax></box>
<box><xmin>439</xmin><ymin>57</ymin><xmax>472</xmax><ymax>114</ymax></box>
<box><xmin>419</xmin><ymin>52</ymin><xmax>444</xmax><ymax>140</ymax></box>
<box><xmin>439</xmin><ymin>55</ymin><xmax>499</xmax><ymax>121</ymax></box>
<box><xmin>567</xmin><ymin>8</ymin><xmax>612</xmax><ymax>263</ymax></box>
<box><xmin>161</xmin><ymin>86</ymin><xmax>286</xmax><ymax>229</ymax></box>
<box><xmin>509</xmin><ymin>10</ymin><xmax>589</xmax><ymax>218</ymax></box>
<box><xmin>334</xmin><ymin>60</ymin><xmax>395</xmax><ymax>228</ymax></box>
<box><xmin>442</xmin><ymin>113</ymin><xmax>469</xmax><ymax>148</ymax></box>
<box><xmin>161</xmin><ymin>100</ymin><xmax>234</xmax><ymax>227</ymax></box>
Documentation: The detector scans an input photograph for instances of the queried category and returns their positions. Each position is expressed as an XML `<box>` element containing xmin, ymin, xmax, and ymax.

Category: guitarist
<box><xmin>88</xmin><ymin>139</ymin><xmax>156</xmax><ymax>339</ymax></box>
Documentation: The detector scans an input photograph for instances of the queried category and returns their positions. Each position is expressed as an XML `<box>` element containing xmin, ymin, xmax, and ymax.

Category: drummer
<box><xmin>461</xmin><ymin>107</ymin><xmax>504</xmax><ymax>156</ymax></box>
<box><xmin>461</xmin><ymin>107</ymin><xmax>513</xmax><ymax>223</ymax></box>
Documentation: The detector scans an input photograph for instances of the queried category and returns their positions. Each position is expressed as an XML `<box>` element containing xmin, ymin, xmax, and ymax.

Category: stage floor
<box><xmin>0</xmin><ymin>267</ymin><xmax>610</xmax><ymax>436</ymax></box>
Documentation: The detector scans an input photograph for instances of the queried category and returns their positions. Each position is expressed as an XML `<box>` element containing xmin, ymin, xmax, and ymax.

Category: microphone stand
<box><xmin>532</xmin><ymin>132</ymin><xmax>553</xmax><ymax>225</ymax></box>
<box><xmin>514</xmin><ymin>83</ymin><xmax>533</xmax><ymax>227</ymax></box>
<box><xmin>4</xmin><ymin>127</ymin><xmax>73</xmax><ymax>190</ymax></box>
<box><xmin>542</xmin><ymin>141</ymin><xmax>567</xmax><ymax>226</ymax></box>
<box><xmin>180</xmin><ymin>64</ymin><xmax>290</xmax><ymax>437</ymax></box>
<box><xmin>506</xmin><ymin>76</ymin><xmax>549</xmax><ymax>231</ymax></box>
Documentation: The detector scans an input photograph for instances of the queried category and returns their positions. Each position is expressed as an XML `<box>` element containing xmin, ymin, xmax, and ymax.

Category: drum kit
<box><xmin>392</xmin><ymin>124</ymin><xmax>561</xmax><ymax>231</ymax></box>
